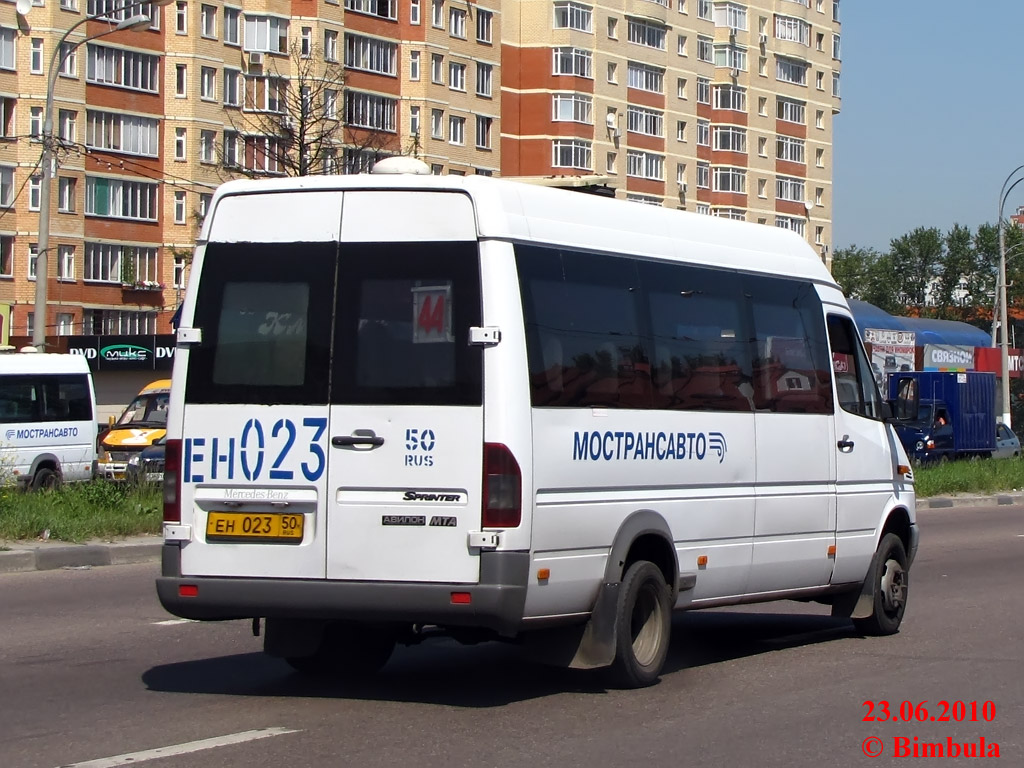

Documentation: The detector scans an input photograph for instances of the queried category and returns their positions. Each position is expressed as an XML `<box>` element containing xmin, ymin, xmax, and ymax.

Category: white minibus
<box><xmin>0</xmin><ymin>351</ymin><xmax>98</xmax><ymax>489</ymax></box>
<box><xmin>157</xmin><ymin>168</ymin><xmax>917</xmax><ymax>687</ymax></box>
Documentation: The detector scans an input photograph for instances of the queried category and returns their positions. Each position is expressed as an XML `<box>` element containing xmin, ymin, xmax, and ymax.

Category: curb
<box><xmin>0</xmin><ymin>539</ymin><xmax>162</xmax><ymax>575</ymax></box>
<box><xmin>1</xmin><ymin>493</ymin><xmax>1022</xmax><ymax>575</ymax></box>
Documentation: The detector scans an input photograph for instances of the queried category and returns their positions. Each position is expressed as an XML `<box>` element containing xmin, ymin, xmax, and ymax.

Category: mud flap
<box><xmin>568</xmin><ymin>582</ymin><xmax>620</xmax><ymax>670</ymax></box>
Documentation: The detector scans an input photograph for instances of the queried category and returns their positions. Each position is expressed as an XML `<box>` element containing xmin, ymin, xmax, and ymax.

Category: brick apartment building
<box><xmin>0</xmin><ymin>0</ymin><xmax>840</xmax><ymax>346</ymax></box>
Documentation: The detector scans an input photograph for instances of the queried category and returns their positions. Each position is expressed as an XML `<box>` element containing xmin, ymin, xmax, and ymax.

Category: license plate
<box><xmin>206</xmin><ymin>512</ymin><xmax>304</xmax><ymax>543</ymax></box>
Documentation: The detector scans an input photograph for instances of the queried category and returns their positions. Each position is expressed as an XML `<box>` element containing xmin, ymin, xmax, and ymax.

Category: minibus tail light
<box><xmin>482</xmin><ymin>443</ymin><xmax>521</xmax><ymax>528</ymax></box>
<box><xmin>163</xmin><ymin>438</ymin><xmax>182</xmax><ymax>524</ymax></box>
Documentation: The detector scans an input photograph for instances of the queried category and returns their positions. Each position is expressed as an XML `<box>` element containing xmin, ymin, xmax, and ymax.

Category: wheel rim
<box><xmin>629</xmin><ymin>580</ymin><xmax>664</xmax><ymax>667</ymax></box>
<box><xmin>879</xmin><ymin>558</ymin><xmax>906</xmax><ymax>615</ymax></box>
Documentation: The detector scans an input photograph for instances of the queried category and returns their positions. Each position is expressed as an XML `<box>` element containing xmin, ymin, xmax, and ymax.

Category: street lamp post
<box><xmin>32</xmin><ymin>4</ymin><xmax>160</xmax><ymax>349</ymax></box>
<box><xmin>991</xmin><ymin>241</ymin><xmax>1024</xmax><ymax>346</ymax></box>
<box><xmin>995</xmin><ymin>165</ymin><xmax>1024</xmax><ymax>428</ymax></box>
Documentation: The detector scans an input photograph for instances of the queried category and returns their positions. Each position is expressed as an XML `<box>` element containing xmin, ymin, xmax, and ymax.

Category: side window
<box><xmin>185</xmin><ymin>243</ymin><xmax>336</xmax><ymax>405</ymax></box>
<box><xmin>38</xmin><ymin>375</ymin><xmax>93</xmax><ymax>422</ymax></box>
<box><xmin>827</xmin><ymin>314</ymin><xmax>883</xmax><ymax>419</ymax></box>
<box><xmin>517</xmin><ymin>246</ymin><xmax>649</xmax><ymax>408</ymax></box>
<box><xmin>0</xmin><ymin>377</ymin><xmax>40</xmax><ymax>423</ymax></box>
<box><xmin>641</xmin><ymin>260</ymin><xmax>753</xmax><ymax>412</ymax></box>
<box><xmin>747</xmin><ymin>276</ymin><xmax>833</xmax><ymax>414</ymax></box>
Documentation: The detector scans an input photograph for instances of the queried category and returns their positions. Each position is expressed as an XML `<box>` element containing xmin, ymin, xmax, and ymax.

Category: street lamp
<box><xmin>991</xmin><ymin>241</ymin><xmax>1024</xmax><ymax>346</ymax></box>
<box><xmin>32</xmin><ymin>2</ymin><xmax>164</xmax><ymax>349</ymax></box>
<box><xmin>995</xmin><ymin>165</ymin><xmax>1024</xmax><ymax>428</ymax></box>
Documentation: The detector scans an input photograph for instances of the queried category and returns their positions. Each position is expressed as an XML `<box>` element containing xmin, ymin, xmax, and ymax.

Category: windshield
<box><xmin>115</xmin><ymin>392</ymin><xmax>169</xmax><ymax>428</ymax></box>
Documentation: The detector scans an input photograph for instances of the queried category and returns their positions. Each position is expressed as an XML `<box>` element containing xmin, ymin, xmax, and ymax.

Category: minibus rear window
<box><xmin>185</xmin><ymin>243</ymin><xmax>336</xmax><ymax>405</ymax></box>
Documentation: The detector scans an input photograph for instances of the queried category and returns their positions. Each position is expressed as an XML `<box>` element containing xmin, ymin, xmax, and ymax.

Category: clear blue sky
<box><xmin>833</xmin><ymin>1</ymin><xmax>1024</xmax><ymax>252</ymax></box>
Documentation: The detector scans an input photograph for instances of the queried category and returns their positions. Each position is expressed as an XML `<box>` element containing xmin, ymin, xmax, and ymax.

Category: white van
<box><xmin>157</xmin><ymin>171</ymin><xmax>918</xmax><ymax>687</ymax></box>
<box><xmin>0</xmin><ymin>351</ymin><xmax>98</xmax><ymax>489</ymax></box>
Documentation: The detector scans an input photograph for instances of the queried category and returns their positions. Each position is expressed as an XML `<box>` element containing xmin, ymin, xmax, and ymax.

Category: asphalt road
<box><xmin>1</xmin><ymin>506</ymin><xmax>1021</xmax><ymax>768</ymax></box>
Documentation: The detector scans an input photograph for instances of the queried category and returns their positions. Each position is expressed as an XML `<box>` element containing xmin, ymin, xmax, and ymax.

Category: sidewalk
<box><xmin>1</xmin><ymin>493</ymin><xmax>1022</xmax><ymax>575</ymax></box>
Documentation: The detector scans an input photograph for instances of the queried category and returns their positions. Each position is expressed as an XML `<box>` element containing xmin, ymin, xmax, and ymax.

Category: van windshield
<box><xmin>115</xmin><ymin>392</ymin><xmax>169</xmax><ymax>428</ymax></box>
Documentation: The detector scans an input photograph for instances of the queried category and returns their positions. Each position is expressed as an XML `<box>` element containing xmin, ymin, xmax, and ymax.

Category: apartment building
<box><xmin>0</xmin><ymin>0</ymin><xmax>836</xmax><ymax>346</ymax></box>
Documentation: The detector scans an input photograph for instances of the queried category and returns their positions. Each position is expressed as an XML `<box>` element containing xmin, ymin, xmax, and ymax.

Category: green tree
<box><xmin>888</xmin><ymin>227</ymin><xmax>944</xmax><ymax>311</ymax></box>
<box><xmin>831</xmin><ymin>245</ymin><xmax>901</xmax><ymax>313</ymax></box>
<box><xmin>931</xmin><ymin>224</ymin><xmax>974</xmax><ymax>321</ymax></box>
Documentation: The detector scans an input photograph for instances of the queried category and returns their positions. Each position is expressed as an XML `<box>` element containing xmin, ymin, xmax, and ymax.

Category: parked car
<box><xmin>125</xmin><ymin>435</ymin><xmax>166</xmax><ymax>483</ymax></box>
<box><xmin>993</xmin><ymin>423</ymin><xmax>1021</xmax><ymax>459</ymax></box>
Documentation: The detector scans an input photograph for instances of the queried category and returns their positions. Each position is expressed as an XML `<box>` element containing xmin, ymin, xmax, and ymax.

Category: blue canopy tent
<box><xmin>848</xmin><ymin>299</ymin><xmax>991</xmax><ymax>348</ymax></box>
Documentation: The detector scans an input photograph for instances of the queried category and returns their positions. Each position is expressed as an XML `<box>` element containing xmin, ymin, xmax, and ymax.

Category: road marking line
<box><xmin>57</xmin><ymin>727</ymin><xmax>300</xmax><ymax>768</ymax></box>
<box><xmin>152</xmin><ymin>618</ymin><xmax>197</xmax><ymax>625</ymax></box>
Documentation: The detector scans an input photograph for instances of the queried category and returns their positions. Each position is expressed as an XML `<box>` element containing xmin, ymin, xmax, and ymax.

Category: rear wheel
<box><xmin>607</xmin><ymin>560</ymin><xmax>672</xmax><ymax>689</ymax></box>
<box><xmin>853</xmin><ymin>533</ymin><xmax>909</xmax><ymax>636</ymax></box>
<box><xmin>285</xmin><ymin>622</ymin><xmax>396</xmax><ymax>679</ymax></box>
<box><xmin>31</xmin><ymin>467</ymin><xmax>60</xmax><ymax>491</ymax></box>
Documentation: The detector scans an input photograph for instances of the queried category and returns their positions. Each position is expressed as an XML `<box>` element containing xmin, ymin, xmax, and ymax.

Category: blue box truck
<box><xmin>887</xmin><ymin>371</ymin><xmax>996</xmax><ymax>462</ymax></box>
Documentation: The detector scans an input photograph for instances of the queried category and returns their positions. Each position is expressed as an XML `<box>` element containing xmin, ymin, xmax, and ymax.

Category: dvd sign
<box><xmin>68</xmin><ymin>335</ymin><xmax>176</xmax><ymax>371</ymax></box>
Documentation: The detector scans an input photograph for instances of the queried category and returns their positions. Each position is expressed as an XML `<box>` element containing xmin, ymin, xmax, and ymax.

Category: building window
<box><xmin>31</xmin><ymin>38</ymin><xmax>43</xmax><ymax>74</ymax></box>
<box><xmin>86</xmin><ymin>111</ymin><xmax>160</xmax><ymax>157</ymax></box>
<box><xmin>553</xmin><ymin>93</ymin><xmax>593</xmax><ymax>124</ymax></box>
<box><xmin>223</xmin><ymin>69</ymin><xmax>241</xmax><ymax>106</ymax></box>
<box><xmin>627</xmin><ymin>61</ymin><xmax>663</xmax><ymax>93</ymax></box>
<box><xmin>816</xmin><ymin>71</ymin><xmax>824</xmax><ymax>90</ymax></box>
<box><xmin>301</xmin><ymin>27</ymin><xmax>312</xmax><ymax>57</ymax></box>
<box><xmin>713</xmin><ymin>43</ymin><xmax>746</xmax><ymax>71</ymax></box>
<box><xmin>87</xmin><ymin>44</ymin><xmax>159</xmax><ymax>92</ymax></box>
<box><xmin>174</xmin><ymin>256</ymin><xmax>187</xmax><ymax>288</ymax></box>
<box><xmin>697</xmin><ymin>0</ymin><xmax>711</xmax><ymax>20</ymax></box>
<box><xmin>475</xmin><ymin>115</ymin><xmax>492</xmax><ymax>149</ymax></box>
<box><xmin>244</xmin><ymin>15</ymin><xmax>290</xmax><ymax>53</ymax></box>
<box><xmin>713</xmin><ymin>84</ymin><xmax>746</xmax><ymax>111</ymax></box>
<box><xmin>776</xmin><ymin>57</ymin><xmax>808</xmax><ymax>86</ymax></box>
<box><xmin>411</xmin><ymin>0</ymin><xmax>420</xmax><ymax>24</ymax></box>
<box><xmin>696</xmin><ymin>119</ymin><xmax>709</xmax><ymax>146</ymax></box>
<box><xmin>626</xmin><ymin>150</ymin><xmax>664</xmax><ymax>181</ymax></box>
<box><xmin>553</xmin><ymin>2</ymin><xmax>593</xmax><ymax>33</ymax></box>
<box><xmin>552</xmin><ymin>139</ymin><xmax>593</xmax><ymax>170</ymax></box>
<box><xmin>176</xmin><ymin>64</ymin><xmax>187</xmax><ymax>96</ymax></box>
<box><xmin>775</xmin><ymin>15</ymin><xmax>810</xmax><ymax>46</ymax></box>
<box><xmin>409</xmin><ymin>105</ymin><xmax>420</xmax><ymax>136</ymax></box>
<box><xmin>174</xmin><ymin>190</ymin><xmax>186</xmax><ymax>223</ymax></box>
<box><xmin>676</xmin><ymin>120</ymin><xmax>686</xmax><ymax>141</ymax></box>
<box><xmin>84</xmin><ymin>308</ymin><xmax>157</xmax><ymax>335</ymax></box>
<box><xmin>696</xmin><ymin>161</ymin><xmax>709</xmax><ymax>189</ymax></box>
<box><xmin>757</xmin><ymin>136</ymin><xmax>767</xmax><ymax>156</ymax></box>
<box><xmin>175</xmin><ymin>127</ymin><xmax>186</xmax><ymax>160</ymax></box>
<box><xmin>223</xmin><ymin>131</ymin><xmax>240</xmax><ymax>167</ymax></box>
<box><xmin>832</xmin><ymin>72</ymin><xmax>840</xmax><ymax>97</ymax></box>
<box><xmin>677</xmin><ymin>34</ymin><xmax>687</xmax><ymax>55</ymax></box>
<box><xmin>431</xmin><ymin>108</ymin><xmax>443</xmax><ymax>138</ymax></box>
<box><xmin>776</xmin><ymin>216</ymin><xmax>806</xmax><ymax>236</ymax></box>
<box><xmin>449</xmin><ymin>7</ymin><xmax>467</xmax><ymax>38</ymax></box>
<box><xmin>628</xmin><ymin>19</ymin><xmax>666</xmax><ymax>50</ymax></box>
<box><xmin>815</xmin><ymin>147</ymin><xmax>824</xmax><ymax>167</ymax></box>
<box><xmin>175</xmin><ymin>1</ymin><xmax>188</xmax><ymax>34</ymax></box>
<box><xmin>324</xmin><ymin>29</ymin><xmax>339</xmax><ymax>62</ymax></box>
<box><xmin>224</xmin><ymin>7</ymin><xmax>240</xmax><ymax>45</ymax></box>
<box><xmin>29</xmin><ymin>176</ymin><xmax>40</xmax><ymax>211</ymax></box>
<box><xmin>607</xmin><ymin>62</ymin><xmax>617</xmax><ymax>83</ymax></box>
<box><xmin>324</xmin><ymin>89</ymin><xmax>338</xmax><ymax>119</ymax></box>
<box><xmin>58</xmin><ymin>109</ymin><xmax>77</xmax><ymax>143</ymax></box>
<box><xmin>85</xmin><ymin>177</ymin><xmax>159</xmax><ymax>221</ymax></box>
<box><xmin>59</xmin><ymin>245</ymin><xmax>75</xmax><ymax>281</ymax></box>
<box><xmin>431</xmin><ymin>53</ymin><xmax>444</xmax><ymax>83</ymax></box>
<box><xmin>201</xmin><ymin>66</ymin><xmax>216</xmax><ymax>100</ymax></box>
<box><xmin>477</xmin><ymin>62</ymin><xmax>492</xmax><ymax>96</ymax></box>
<box><xmin>776</xmin><ymin>175</ymin><xmax>805</xmax><ymax>202</ymax></box>
<box><xmin>626</xmin><ymin>105</ymin><xmax>662</xmax><ymax>136</ymax></box>
<box><xmin>776</xmin><ymin>97</ymin><xmax>805</xmax><ymax>124</ymax></box>
<box><xmin>432</xmin><ymin>0</ymin><xmax>443</xmax><ymax>27</ymax></box>
<box><xmin>448</xmin><ymin>115</ymin><xmax>465</xmax><ymax>145</ymax></box>
<box><xmin>477</xmin><ymin>8</ymin><xmax>492</xmax><ymax>42</ymax></box>
<box><xmin>345</xmin><ymin>34</ymin><xmax>397</xmax><ymax>76</ymax></box>
<box><xmin>449</xmin><ymin>61</ymin><xmax>466</xmax><ymax>91</ymax></box>
<box><xmin>57</xmin><ymin>313</ymin><xmax>75</xmax><ymax>335</ymax></box>
<box><xmin>201</xmin><ymin>4</ymin><xmax>217</xmax><ymax>37</ymax></box>
<box><xmin>677</xmin><ymin>77</ymin><xmax>687</xmax><ymax>98</ymax></box>
<box><xmin>344</xmin><ymin>91</ymin><xmax>397</xmax><ymax>131</ymax></box>
<box><xmin>553</xmin><ymin>47</ymin><xmax>592</xmax><ymax>77</ymax></box>
<box><xmin>713</xmin><ymin>166</ymin><xmax>746</xmax><ymax>193</ymax></box>
<box><xmin>713</xmin><ymin>125</ymin><xmax>746</xmax><ymax>152</ymax></box>
<box><xmin>200</xmin><ymin>129</ymin><xmax>216</xmax><ymax>163</ymax></box>
<box><xmin>713</xmin><ymin>1</ymin><xmax>747</xmax><ymax>30</ymax></box>
<box><xmin>696</xmin><ymin>77</ymin><xmax>710</xmax><ymax>104</ymax></box>
<box><xmin>757</xmin><ymin>178</ymin><xmax>767</xmax><ymax>197</ymax></box>
<box><xmin>776</xmin><ymin>135</ymin><xmax>805</xmax><ymax>163</ymax></box>
<box><xmin>697</xmin><ymin>35</ymin><xmax>713</xmax><ymax>62</ymax></box>
<box><xmin>58</xmin><ymin>177</ymin><xmax>76</xmax><ymax>212</ymax></box>
<box><xmin>410</xmin><ymin>50</ymin><xmax>420</xmax><ymax>80</ymax></box>
<box><xmin>344</xmin><ymin>0</ymin><xmax>397</xmax><ymax>19</ymax></box>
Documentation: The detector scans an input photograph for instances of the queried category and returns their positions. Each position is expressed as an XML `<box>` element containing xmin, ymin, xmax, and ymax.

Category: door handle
<box><xmin>332</xmin><ymin>431</ymin><xmax>385</xmax><ymax>448</ymax></box>
<box><xmin>837</xmin><ymin>437</ymin><xmax>855</xmax><ymax>452</ymax></box>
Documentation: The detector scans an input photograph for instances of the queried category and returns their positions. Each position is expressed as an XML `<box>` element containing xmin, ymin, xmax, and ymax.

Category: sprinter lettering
<box><xmin>571</xmin><ymin>430</ymin><xmax>727</xmax><ymax>463</ymax></box>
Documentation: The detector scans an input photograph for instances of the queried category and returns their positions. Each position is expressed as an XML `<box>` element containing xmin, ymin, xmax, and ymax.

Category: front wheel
<box><xmin>31</xmin><ymin>467</ymin><xmax>60</xmax><ymax>491</ymax></box>
<box><xmin>607</xmin><ymin>560</ymin><xmax>672</xmax><ymax>689</ymax></box>
<box><xmin>853</xmin><ymin>533</ymin><xmax>909</xmax><ymax>636</ymax></box>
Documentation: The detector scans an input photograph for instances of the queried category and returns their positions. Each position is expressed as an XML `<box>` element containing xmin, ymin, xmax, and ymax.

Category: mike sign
<box><xmin>67</xmin><ymin>335</ymin><xmax>176</xmax><ymax>371</ymax></box>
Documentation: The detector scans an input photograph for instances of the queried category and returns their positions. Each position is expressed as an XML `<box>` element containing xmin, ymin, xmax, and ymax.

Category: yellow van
<box><xmin>97</xmin><ymin>378</ymin><xmax>170</xmax><ymax>481</ymax></box>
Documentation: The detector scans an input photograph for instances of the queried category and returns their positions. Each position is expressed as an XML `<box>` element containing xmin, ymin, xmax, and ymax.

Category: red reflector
<box><xmin>450</xmin><ymin>592</ymin><xmax>472</xmax><ymax>605</ymax></box>
<box><xmin>179</xmin><ymin>584</ymin><xmax>199</xmax><ymax>598</ymax></box>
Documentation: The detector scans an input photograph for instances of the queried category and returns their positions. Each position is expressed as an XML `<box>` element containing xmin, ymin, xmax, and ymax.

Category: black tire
<box><xmin>31</xmin><ymin>468</ymin><xmax>60</xmax><ymax>491</ymax></box>
<box><xmin>607</xmin><ymin>560</ymin><xmax>672</xmax><ymax>689</ymax></box>
<box><xmin>853</xmin><ymin>533</ymin><xmax>909</xmax><ymax>636</ymax></box>
<box><xmin>285</xmin><ymin>622</ymin><xmax>396</xmax><ymax>679</ymax></box>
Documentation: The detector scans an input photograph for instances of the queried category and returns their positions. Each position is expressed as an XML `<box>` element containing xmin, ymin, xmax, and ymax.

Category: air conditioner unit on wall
<box><xmin>759</xmin><ymin>33</ymin><xmax>768</xmax><ymax>45</ymax></box>
<box><xmin>729</xmin><ymin>68</ymin><xmax>740</xmax><ymax>78</ymax></box>
<box><xmin>248</xmin><ymin>51</ymin><xmax>264</xmax><ymax>66</ymax></box>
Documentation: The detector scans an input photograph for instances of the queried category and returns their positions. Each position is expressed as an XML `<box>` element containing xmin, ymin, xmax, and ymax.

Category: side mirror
<box><xmin>878</xmin><ymin>401</ymin><xmax>893</xmax><ymax>422</ymax></box>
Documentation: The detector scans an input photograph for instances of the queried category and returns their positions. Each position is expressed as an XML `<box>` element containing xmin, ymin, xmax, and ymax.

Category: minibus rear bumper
<box><xmin>156</xmin><ymin>545</ymin><xmax>530</xmax><ymax>637</ymax></box>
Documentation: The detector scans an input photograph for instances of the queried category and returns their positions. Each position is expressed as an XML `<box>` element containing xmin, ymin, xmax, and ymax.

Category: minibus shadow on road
<box><xmin>143</xmin><ymin>610</ymin><xmax>857</xmax><ymax>707</ymax></box>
